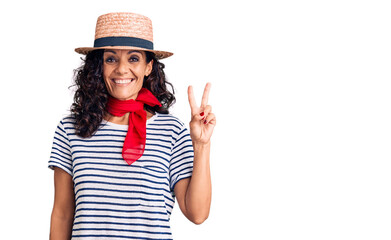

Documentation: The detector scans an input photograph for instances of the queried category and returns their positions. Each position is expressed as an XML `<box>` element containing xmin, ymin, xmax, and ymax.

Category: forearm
<box><xmin>185</xmin><ymin>142</ymin><xmax>212</xmax><ymax>224</ymax></box>
<box><xmin>50</xmin><ymin>211</ymin><xmax>74</xmax><ymax>240</ymax></box>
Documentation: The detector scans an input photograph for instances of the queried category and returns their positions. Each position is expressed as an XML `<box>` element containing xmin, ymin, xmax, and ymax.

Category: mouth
<box><xmin>112</xmin><ymin>78</ymin><xmax>135</xmax><ymax>85</ymax></box>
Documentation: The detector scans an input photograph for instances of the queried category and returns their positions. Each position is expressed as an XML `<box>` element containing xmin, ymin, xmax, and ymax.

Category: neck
<box><xmin>104</xmin><ymin>110</ymin><xmax>154</xmax><ymax>125</ymax></box>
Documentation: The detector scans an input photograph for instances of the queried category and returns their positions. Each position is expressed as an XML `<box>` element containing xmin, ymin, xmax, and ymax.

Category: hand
<box><xmin>188</xmin><ymin>83</ymin><xmax>216</xmax><ymax>145</ymax></box>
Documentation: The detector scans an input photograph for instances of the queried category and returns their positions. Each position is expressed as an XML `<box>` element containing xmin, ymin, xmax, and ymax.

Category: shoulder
<box><xmin>60</xmin><ymin>114</ymin><xmax>76</xmax><ymax>124</ymax></box>
<box><xmin>53</xmin><ymin>114</ymin><xmax>76</xmax><ymax>134</ymax></box>
<box><xmin>154</xmin><ymin>113</ymin><xmax>187</xmax><ymax>129</ymax></box>
<box><xmin>151</xmin><ymin>113</ymin><xmax>190</xmax><ymax>138</ymax></box>
<box><xmin>57</xmin><ymin>114</ymin><xmax>76</xmax><ymax>127</ymax></box>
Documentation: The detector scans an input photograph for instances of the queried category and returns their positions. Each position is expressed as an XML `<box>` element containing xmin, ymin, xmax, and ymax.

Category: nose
<box><xmin>115</xmin><ymin>59</ymin><xmax>129</xmax><ymax>75</ymax></box>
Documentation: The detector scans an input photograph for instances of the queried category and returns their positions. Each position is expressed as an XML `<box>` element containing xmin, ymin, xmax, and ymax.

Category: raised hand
<box><xmin>187</xmin><ymin>83</ymin><xmax>216</xmax><ymax>145</ymax></box>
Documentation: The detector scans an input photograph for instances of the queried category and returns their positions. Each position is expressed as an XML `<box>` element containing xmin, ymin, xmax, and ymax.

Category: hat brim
<box><xmin>74</xmin><ymin>46</ymin><xmax>173</xmax><ymax>59</ymax></box>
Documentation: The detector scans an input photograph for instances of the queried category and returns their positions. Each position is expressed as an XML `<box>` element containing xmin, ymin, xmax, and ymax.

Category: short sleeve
<box><xmin>170</xmin><ymin>125</ymin><xmax>194</xmax><ymax>193</ymax></box>
<box><xmin>48</xmin><ymin>120</ymin><xmax>73</xmax><ymax>176</ymax></box>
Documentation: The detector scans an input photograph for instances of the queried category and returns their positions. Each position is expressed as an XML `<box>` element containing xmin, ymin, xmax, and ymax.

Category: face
<box><xmin>102</xmin><ymin>49</ymin><xmax>153</xmax><ymax>100</ymax></box>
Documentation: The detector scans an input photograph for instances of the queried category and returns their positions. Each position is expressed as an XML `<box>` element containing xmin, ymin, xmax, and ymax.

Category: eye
<box><xmin>129</xmin><ymin>56</ymin><xmax>140</xmax><ymax>62</ymax></box>
<box><xmin>104</xmin><ymin>56</ymin><xmax>117</xmax><ymax>64</ymax></box>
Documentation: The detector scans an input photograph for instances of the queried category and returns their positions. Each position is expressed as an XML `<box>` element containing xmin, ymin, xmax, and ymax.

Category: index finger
<box><xmin>201</xmin><ymin>82</ymin><xmax>211</xmax><ymax>107</ymax></box>
<box><xmin>187</xmin><ymin>85</ymin><xmax>198</xmax><ymax>113</ymax></box>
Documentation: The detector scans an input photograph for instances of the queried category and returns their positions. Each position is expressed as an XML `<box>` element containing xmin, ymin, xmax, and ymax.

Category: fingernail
<box><xmin>204</xmin><ymin>120</ymin><xmax>207</xmax><ymax>124</ymax></box>
<box><xmin>200</xmin><ymin>112</ymin><xmax>204</xmax><ymax>116</ymax></box>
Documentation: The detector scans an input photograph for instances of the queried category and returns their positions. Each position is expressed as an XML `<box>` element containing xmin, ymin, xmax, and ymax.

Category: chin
<box><xmin>111</xmin><ymin>91</ymin><xmax>138</xmax><ymax>100</ymax></box>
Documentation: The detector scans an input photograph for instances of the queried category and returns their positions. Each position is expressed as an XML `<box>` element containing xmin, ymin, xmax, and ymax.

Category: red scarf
<box><xmin>106</xmin><ymin>88</ymin><xmax>162</xmax><ymax>165</ymax></box>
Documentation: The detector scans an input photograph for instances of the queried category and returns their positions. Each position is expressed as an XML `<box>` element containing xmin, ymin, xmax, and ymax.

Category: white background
<box><xmin>0</xmin><ymin>0</ymin><xmax>390</xmax><ymax>239</ymax></box>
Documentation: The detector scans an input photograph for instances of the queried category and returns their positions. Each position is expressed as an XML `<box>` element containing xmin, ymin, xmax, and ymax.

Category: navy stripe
<box><xmin>148</xmin><ymin>127</ymin><xmax>179</xmax><ymax>135</ymax></box>
<box><xmin>171</xmin><ymin>150</ymin><xmax>194</xmax><ymax>162</ymax></box>
<box><xmin>72</xmin><ymin>227</ymin><xmax>171</xmax><ymax>235</ymax></box>
<box><xmin>146</xmin><ymin>138</ymin><xmax>172</xmax><ymax>144</ymax></box>
<box><xmin>141</xmin><ymin>165</ymin><xmax>167</xmax><ymax>174</ymax></box>
<box><xmin>171</xmin><ymin>160</ymin><xmax>193</xmax><ymax>175</ymax></box>
<box><xmin>73</xmin><ymin>167</ymin><xmax>145</xmax><ymax>176</ymax></box>
<box><xmin>72</xmin><ymin>234</ymin><xmax>171</xmax><ymax>240</ymax></box>
<box><xmin>141</xmin><ymin>154</ymin><xmax>170</xmax><ymax>164</ymax></box>
<box><xmin>144</xmin><ymin>148</ymin><xmax>171</xmax><ymax>158</ymax></box>
<box><xmin>73</xmin><ymin>143</ymin><xmax>169</xmax><ymax>150</ymax></box>
<box><xmin>69</xmin><ymin>133</ymin><xmax>126</xmax><ymax>138</ymax></box>
<box><xmin>74</xmin><ymin>181</ymin><xmax>170</xmax><ymax>194</ymax></box>
<box><xmin>75</xmin><ymin>208</ymin><xmax>167</xmax><ymax>216</ymax></box>
<box><xmin>75</xmin><ymin>187</ymin><xmax>165</xmax><ymax>198</ymax></box>
<box><xmin>149</xmin><ymin>123</ymin><xmax>181</xmax><ymax>131</ymax></box>
<box><xmin>137</xmin><ymin>160</ymin><xmax>169</xmax><ymax>170</ymax></box>
<box><xmin>73</xmin><ymin>220</ymin><xmax>170</xmax><ymax>228</ymax></box>
<box><xmin>58</xmin><ymin>121</ymin><xmax>67</xmax><ymax>133</ymax></box>
<box><xmin>73</xmin><ymin>155</ymin><xmax>124</xmax><ymax>163</ymax></box>
<box><xmin>48</xmin><ymin>160</ymin><xmax>72</xmax><ymax>173</ymax></box>
<box><xmin>155</xmin><ymin>118</ymin><xmax>183</xmax><ymax>127</ymax></box>
<box><xmin>172</xmin><ymin>141</ymin><xmax>193</xmax><ymax>156</ymax></box>
<box><xmin>73</xmin><ymin>156</ymin><xmax>169</xmax><ymax>168</ymax></box>
<box><xmin>63</xmin><ymin>116</ymin><xmax>75</xmax><ymax>121</ymax></box>
<box><xmin>147</xmin><ymin>133</ymin><xmax>172</xmax><ymax>138</ymax></box>
<box><xmin>75</xmin><ymin>194</ymin><xmax>165</xmax><ymax>204</ymax></box>
<box><xmin>73</xmin><ymin>144</ymin><xmax>122</xmax><ymax>149</ymax></box>
<box><xmin>75</xmin><ymin>128</ymin><xmax>127</xmax><ymax>133</ymax></box>
<box><xmin>73</xmin><ymin>161</ymin><xmax>126</xmax><ymax>169</ymax></box>
<box><xmin>174</xmin><ymin>132</ymin><xmax>190</xmax><ymax>144</ymax></box>
<box><xmin>52</xmin><ymin>142</ymin><xmax>71</xmax><ymax>153</ymax></box>
<box><xmin>74</xmin><ymin>214</ymin><xmax>168</xmax><ymax>222</ymax></box>
<box><xmin>53</xmin><ymin>135</ymin><xmax>71</xmax><ymax>148</ymax></box>
<box><xmin>73</xmin><ymin>174</ymin><xmax>169</xmax><ymax>186</ymax></box>
<box><xmin>73</xmin><ymin>150</ymin><xmax>122</xmax><ymax>155</ymax></box>
<box><xmin>165</xmin><ymin>201</ymin><xmax>174</xmax><ymax>211</ymax></box>
<box><xmin>51</xmin><ymin>146</ymin><xmax>72</xmax><ymax>158</ymax></box>
<box><xmin>73</xmin><ymin>161</ymin><xmax>169</xmax><ymax>174</ymax></box>
<box><xmin>50</xmin><ymin>154</ymin><xmax>71</xmax><ymax>167</ymax></box>
<box><xmin>76</xmin><ymin>201</ymin><xmax>167</xmax><ymax>209</ymax></box>
<box><xmin>70</xmin><ymin>139</ymin><xmax>124</xmax><ymax>143</ymax></box>
<box><xmin>49</xmin><ymin>155</ymin><xmax>71</xmax><ymax>166</ymax></box>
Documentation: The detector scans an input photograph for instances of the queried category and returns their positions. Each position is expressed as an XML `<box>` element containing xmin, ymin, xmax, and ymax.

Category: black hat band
<box><xmin>94</xmin><ymin>36</ymin><xmax>154</xmax><ymax>50</ymax></box>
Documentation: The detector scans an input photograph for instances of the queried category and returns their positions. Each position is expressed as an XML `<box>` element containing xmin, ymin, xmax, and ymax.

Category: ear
<box><xmin>145</xmin><ymin>59</ymin><xmax>154</xmax><ymax>77</ymax></box>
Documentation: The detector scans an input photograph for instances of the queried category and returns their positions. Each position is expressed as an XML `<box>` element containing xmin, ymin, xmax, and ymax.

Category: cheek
<box><xmin>132</xmin><ymin>66</ymin><xmax>144</xmax><ymax>78</ymax></box>
<box><xmin>102</xmin><ymin>65</ymin><xmax>112</xmax><ymax>83</ymax></box>
<box><xmin>102</xmin><ymin>70</ymin><xmax>114</xmax><ymax>93</ymax></box>
<box><xmin>103</xmin><ymin>65</ymin><xmax>109</xmax><ymax>78</ymax></box>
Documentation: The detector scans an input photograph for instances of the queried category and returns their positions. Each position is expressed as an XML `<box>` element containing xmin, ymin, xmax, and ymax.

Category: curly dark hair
<box><xmin>70</xmin><ymin>49</ymin><xmax>175</xmax><ymax>138</ymax></box>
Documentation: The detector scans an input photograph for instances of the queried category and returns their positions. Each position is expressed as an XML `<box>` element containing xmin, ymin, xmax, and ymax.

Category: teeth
<box><xmin>114</xmin><ymin>79</ymin><xmax>133</xmax><ymax>84</ymax></box>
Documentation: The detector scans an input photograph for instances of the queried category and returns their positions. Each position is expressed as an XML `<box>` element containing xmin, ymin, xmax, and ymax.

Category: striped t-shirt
<box><xmin>48</xmin><ymin>113</ymin><xmax>194</xmax><ymax>240</ymax></box>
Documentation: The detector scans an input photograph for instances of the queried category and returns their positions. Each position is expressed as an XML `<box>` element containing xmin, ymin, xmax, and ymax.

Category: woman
<box><xmin>49</xmin><ymin>12</ymin><xmax>216</xmax><ymax>240</ymax></box>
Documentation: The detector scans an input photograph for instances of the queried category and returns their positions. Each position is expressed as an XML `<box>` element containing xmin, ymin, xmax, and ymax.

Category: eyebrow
<box><xmin>128</xmin><ymin>50</ymin><xmax>141</xmax><ymax>54</ymax></box>
<box><xmin>104</xmin><ymin>50</ymin><xmax>117</xmax><ymax>54</ymax></box>
<box><xmin>103</xmin><ymin>50</ymin><xmax>141</xmax><ymax>55</ymax></box>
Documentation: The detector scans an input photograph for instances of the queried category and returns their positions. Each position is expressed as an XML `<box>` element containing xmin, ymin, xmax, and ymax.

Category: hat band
<box><xmin>94</xmin><ymin>36</ymin><xmax>154</xmax><ymax>50</ymax></box>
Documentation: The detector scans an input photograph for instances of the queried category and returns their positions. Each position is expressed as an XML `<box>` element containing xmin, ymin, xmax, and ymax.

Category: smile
<box><xmin>112</xmin><ymin>78</ymin><xmax>135</xmax><ymax>85</ymax></box>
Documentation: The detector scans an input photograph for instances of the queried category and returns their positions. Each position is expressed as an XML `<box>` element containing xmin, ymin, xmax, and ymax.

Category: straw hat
<box><xmin>75</xmin><ymin>12</ymin><xmax>173</xmax><ymax>59</ymax></box>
